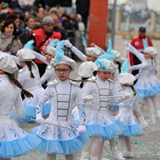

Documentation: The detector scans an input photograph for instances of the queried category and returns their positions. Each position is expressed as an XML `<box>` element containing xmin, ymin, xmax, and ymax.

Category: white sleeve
<box><xmin>10</xmin><ymin>55</ymin><xmax>21</xmax><ymax>66</ymax></box>
<box><xmin>74</xmin><ymin>88</ymin><xmax>86</xmax><ymax>125</ymax></box>
<box><xmin>40</xmin><ymin>68</ymin><xmax>51</xmax><ymax>84</ymax></box>
<box><xmin>128</xmin><ymin>43</ymin><xmax>146</xmax><ymax>63</ymax></box>
<box><xmin>130</xmin><ymin>62</ymin><xmax>148</xmax><ymax>70</ymax></box>
<box><xmin>95</xmin><ymin>45</ymin><xmax>106</xmax><ymax>54</ymax></box>
<box><xmin>14</xmin><ymin>89</ymin><xmax>25</xmax><ymax>117</ymax></box>
<box><xmin>39</xmin><ymin>87</ymin><xmax>51</xmax><ymax>109</ymax></box>
<box><xmin>71</xmin><ymin>46</ymin><xmax>87</xmax><ymax>62</ymax></box>
<box><xmin>33</xmin><ymin>51</ymin><xmax>49</xmax><ymax>65</ymax></box>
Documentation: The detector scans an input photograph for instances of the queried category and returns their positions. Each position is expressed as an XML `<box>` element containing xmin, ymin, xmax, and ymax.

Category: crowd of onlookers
<box><xmin>0</xmin><ymin>0</ymin><xmax>90</xmax><ymax>57</ymax></box>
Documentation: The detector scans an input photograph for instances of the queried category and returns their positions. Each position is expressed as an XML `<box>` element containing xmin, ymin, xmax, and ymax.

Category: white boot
<box><xmin>147</xmin><ymin>114</ymin><xmax>156</xmax><ymax>124</ymax></box>
<box><xmin>156</xmin><ymin>109</ymin><xmax>160</xmax><ymax>119</ymax></box>
<box><xmin>80</xmin><ymin>151</ymin><xmax>90</xmax><ymax>160</ymax></box>
<box><xmin>138</xmin><ymin>116</ymin><xmax>148</xmax><ymax>129</ymax></box>
<box><xmin>90</xmin><ymin>156</ymin><xmax>98</xmax><ymax>160</ymax></box>
<box><xmin>111</xmin><ymin>146</ymin><xmax>125</xmax><ymax>160</ymax></box>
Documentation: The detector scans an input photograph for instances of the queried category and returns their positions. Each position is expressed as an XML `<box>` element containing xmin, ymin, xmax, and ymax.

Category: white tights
<box><xmin>83</xmin><ymin>136</ymin><xmax>104</xmax><ymax>157</ymax></box>
<box><xmin>47</xmin><ymin>154</ymin><xmax>74</xmax><ymax>160</ymax></box>
<box><xmin>118</xmin><ymin>136</ymin><xmax>132</xmax><ymax>153</ymax></box>
<box><xmin>143</xmin><ymin>95</ymin><xmax>160</xmax><ymax>114</ymax></box>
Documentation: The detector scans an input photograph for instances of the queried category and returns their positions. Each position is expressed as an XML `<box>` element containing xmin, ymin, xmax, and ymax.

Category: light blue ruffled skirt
<box><xmin>115</xmin><ymin>109</ymin><xmax>143</xmax><ymax>136</ymax></box>
<box><xmin>11</xmin><ymin>102</ymin><xmax>51</xmax><ymax>123</ymax></box>
<box><xmin>0</xmin><ymin>120</ymin><xmax>41</xmax><ymax>158</ymax></box>
<box><xmin>85</xmin><ymin>108</ymin><xmax>124</xmax><ymax>139</ymax></box>
<box><xmin>34</xmin><ymin>121</ymin><xmax>89</xmax><ymax>155</ymax></box>
<box><xmin>135</xmin><ymin>76</ymin><xmax>160</xmax><ymax>98</ymax></box>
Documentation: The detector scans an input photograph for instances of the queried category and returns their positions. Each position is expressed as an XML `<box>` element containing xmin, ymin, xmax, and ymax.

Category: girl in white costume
<box><xmin>0</xmin><ymin>53</ymin><xmax>41</xmax><ymax>159</ymax></box>
<box><xmin>64</xmin><ymin>39</ymin><xmax>102</xmax><ymax>62</ymax></box>
<box><xmin>11</xmin><ymin>48</ymin><xmax>50</xmax><ymax>122</ymax></box>
<box><xmin>125</xmin><ymin>42</ymin><xmax>160</xmax><ymax>124</ymax></box>
<box><xmin>80</xmin><ymin>58</ymin><xmax>131</xmax><ymax>160</ymax></box>
<box><xmin>34</xmin><ymin>41</ymin><xmax>89</xmax><ymax>160</ymax></box>
<box><xmin>115</xmin><ymin>72</ymin><xmax>143</xmax><ymax>158</ymax></box>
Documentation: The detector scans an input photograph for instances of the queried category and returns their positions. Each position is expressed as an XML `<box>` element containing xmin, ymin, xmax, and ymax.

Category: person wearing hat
<box><xmin>33</xmin><ymin>41</ymin><xmax>89</xmax><ymax>160</ymax></box>
<box><xmin>40</xmin><ymin>46</ymin><xmax>58</xmax><ymax>85</ymax></box>
<box><xmin>0</xmin><ymin>53</ymin><xmax>41</xmax><ymax>159</ymax></box>
<box><xmin>11</xmin><ymin>48</ymin><xmax>51</xmax><ymax>123</ymax></box>
<box><xmin>125</xmin><ymin>42</ymin><xmax>160</xmax><ymax>125</ymax></box>
<box><xmin>80</xmin><ymin>58</ymin><xmax>131</xmax><ymax>160</ymax></box>
<box><xmin>29</xmin><ymin>15</ymin><xmax>62</xmax><ymax>77</ymax></box>
<box><xmin>129</xmin><ymin>26</ymin><xmax>153</xmax><ymax>76</ymax></box>
<box><xmin>115</xmin><ymin>72</ymin><xmax>143</xmax><ymax>158</ymax></box>
<box><xmin>64</xmin><ymin>39</ymin><xmax>102</xmax><ymax>62</ymax></box>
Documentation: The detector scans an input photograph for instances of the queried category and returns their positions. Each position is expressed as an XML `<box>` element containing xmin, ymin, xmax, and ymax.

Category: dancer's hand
<box><xmin>64</xmin><ymin>40</ymin><xmax>72</xmax><ymax>48</ymax></box>
<box><xmin>122</xmin><ymin>92</ymin><xmax>131</xmax><ymax>99</ymax></box>
<box><xmin>36</xmin><ymin>114</ymin><xmax>45</xmax><ymax>124</ymax></box>
<box><xmin>83</xmin><ymin>95</ymin><xmax>93</xmax><ymax>103</ymax></box>
<box><xmin>77</xmin><ymin>125</ymin><xmax>86</xmax><ymax>135</ymax></box>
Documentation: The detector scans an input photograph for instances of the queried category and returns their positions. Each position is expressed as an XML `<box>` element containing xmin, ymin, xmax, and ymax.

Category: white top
<box><xmin>81</xmin><ymin>75</ymin><xmax>120</xmax><ymax>111</ymax></box>
<box><xmin>17</xmin><ymin>62</ymin><xmax>42</xmax><ymax>92</ymax></box>
<box><xmin>40</xmin><ymin>65</ymin><xmax>57</xmax><ymax>84</ymax></box>
<box><xmin>39</xmin><ymin>79</ymin><xmax>85</xmax><ymax>123</ymax></box>
<box><xmin>0</xmin><ymin>74</ymin><xmax>24</xmax><ymax>119</ymax></box>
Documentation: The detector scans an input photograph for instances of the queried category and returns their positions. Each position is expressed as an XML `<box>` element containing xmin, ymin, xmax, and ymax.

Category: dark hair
<box><xmin>1</xmin><ymin>19</ymin><xmax>17</xmax><ymax>38</ymax></box>
<box><xmin>125</xmin><ymin>85</ymin><xmax>136</xmax><ymax>96</ymax></box>
<box><xmin>6</xmin><ymin>73</ymin><xmax>33</xmax><ymax>98</ymax></box>
<box><xmin>26</xmin><ymin>61</ymin><xmax>35</xmax><ymax>78</ymax></box>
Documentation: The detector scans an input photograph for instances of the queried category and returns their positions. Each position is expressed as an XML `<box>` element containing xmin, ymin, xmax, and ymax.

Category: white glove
<box><xmin>77</xmin><ymin>125</ymin><xmax>86</xmax><ymax>135</ymax></box>
<box><xmin>64</xmin><ymin>40</ymin><xmax>72</xmax><ymax>48</ymax></box>
<box><xmin>83</xmin><ymin>95</ymin><xmax>93</xmax><ymax>104</ymax></box>
<box><xmin>124</xmin><ymin>41</ymin><xmax>129</xmax><ymax>47</ymax></box>
<box><xmin>118</xmin><ymin>102</ymin><xmax>124</xmax><ymax>108</ymax></box>
<box><xmin>36</xmin><ymin>114</ymin><xmax>45</xmax><ymax>125</ymax></box>
<box><xmin>122</xmin><ymin>92</ymin><xmax>131</xmax><ymax>99</ymax></box>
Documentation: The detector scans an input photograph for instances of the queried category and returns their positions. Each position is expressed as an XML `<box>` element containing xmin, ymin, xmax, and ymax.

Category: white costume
<box><xmin>11</xmin><ymin>49</ymin><xmax>50</xmax><ymax>122</ymax></box>
<box><xmin>0</xmin><ymin>54</ymin><xmax>41</xmax><ymax>158</ymax></box>
<box><xmin>34</xmin><ymin>42</ymin><xmax>89</xmax><ymax>155</ymax></box>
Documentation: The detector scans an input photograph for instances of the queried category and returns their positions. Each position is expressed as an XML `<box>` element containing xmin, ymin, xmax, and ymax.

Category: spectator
<box><xmin>76</xmin><ymin>0</ymin><xmax>90</xmax><ymax>28</ymax></box>
<box><xmin>59</xmin><ymin>0</ymin><xmax>72</xmax><ymax>16</ymax></box>
<box><xmin>18</xmin><ymin>0</ymin><xmax>35</xmax><ymax>11</ymax></box>
<box><xmin>5</xmin><ymin>12</ymin><xmax>24</xmax><ymax>36</ymax></box>
<box><xmin>29</xmin><ymin>16</ymin><xmax>61</xmax><ymax>77</ymax></box>
<box><xmin>51</xmin><ymin>14</ymin><xmax>66</xmax><ymax>40</ymax></box>
<box><xmin>45</xmin><ymin>0</ymin><xmax>59</xmax><ymax>8</ymax></box>
<box><xmin>18</xmin><ymin>16</ymin><xmax>35</xmax><ymax>46</ymax></box>
<box><xmin>0</xmin><ymin>19</ymin><xmax>22</xmax><ymax>54</ymax></box>
<box><xmin>129</xmin><ymin>26</ymin><xmax>153</xmax><ymax>76</ymax></box>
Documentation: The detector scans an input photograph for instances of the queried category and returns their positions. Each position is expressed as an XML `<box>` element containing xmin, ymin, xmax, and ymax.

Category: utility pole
<box><xmin>111</xmin><ymin>0</ymin><xmax>117</xmax><ymax>48</ymax></box>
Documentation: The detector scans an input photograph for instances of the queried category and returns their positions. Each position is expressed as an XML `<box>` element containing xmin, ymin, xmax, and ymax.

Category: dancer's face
<box><xmin>97</xmin><ymin>71</ymin><xmax>111</xmax><ymax>81</ymax></box>
<box><xmin>45</xmin><ymin>53</ymin><xmax>54</xmax><ymax>62</ymax></box>
<box><xmin>86</xmin><ymin>55</ymin><xmax>97</xmax><ymax>62</ymax></box>
<box><xmin>55</xmin><ymin>64</ymin><xmax>71</xmax><ymax>81</ymax></box>
<box><xmin>109</xmin><ymin>72</ymin><xmax>115</xmax><ymax>80</ymax></box>
<box><xmin>144</xmin><ymin>53</ymin><xmax>152</xmax><ymax>59</ymax></box>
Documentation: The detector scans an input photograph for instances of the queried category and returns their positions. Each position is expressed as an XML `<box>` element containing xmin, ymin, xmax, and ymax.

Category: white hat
<box><xmin>51</xmin><ymin>55</ymin><xmax>76</xmax><ymax>71</ymax></box>
<box><xmin>86</xmin><ymin>47</ymin><xmax>102</xmax><ymax>58</ymax></box>
<box><xmin>95</xmin><ymin>59</ymin><xmax>117</xmax><ymax>72</ymax></box>
<box><xmin>118</xmin><ymin>73</ymin><xmax>136</xmax><ymax>85</ymax></box>
<box><xmin>46</xmin><ymin>47</ymin><xmax>56</xmax><ymax>57</ymax></box>
<box><xmin>144</xmin><ymin>47</ymin><xmax>159</xmax><ymax>58</ymax></box>
<box><xmin>112</xmin><ymin>50</ymin><xmax>125</xmax><ymax>63</ymax></box>
<box><xmin>78</xmin><ymin>61</ymin><xmax>98</xmax><ymax>78</ymax></box>
<box><xmin>17</xmin><ymin>49</ymin><xmax>35</xmax><ymax>61</ymax></box>
<box><xmin>0</xmin><ymin>53</ymin><xmax>18</xmax><ymax>74</ymax></box>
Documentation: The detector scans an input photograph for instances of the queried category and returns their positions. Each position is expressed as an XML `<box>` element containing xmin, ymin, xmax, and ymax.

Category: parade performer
<box><xmin>125</xmin><ymin>42</ymin><xmax>160</xmax><ymax>124</ymax></box>
<box><xmin>115</xmin><ymin>72</ymin><xmax>143</xmax><ymax>158</ymax></box>
<box><xmin>11</xmin><ymin>48</ymin><xmax>50</xmax><ymax>122</ymax></box>
<box><xmin>34</xmin><ymin>41</ymin><xmax>89</xmax><ymax>160</ymax></box>
<box><xmin>0</xmin><ymin>53</ymin><xmax>41</xmax><ymax>159</ymax></box>
<box><xmin>80</xmin><ymin>58</ymin><xmax>130</xmax><ymax>160</ymax></box>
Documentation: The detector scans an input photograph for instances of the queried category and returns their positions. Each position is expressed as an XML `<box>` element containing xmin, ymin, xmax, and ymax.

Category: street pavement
<box><xmin>13</xmin><ymin>35</ymin><xmax>160</xmax><ymax>160</ymax></box>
